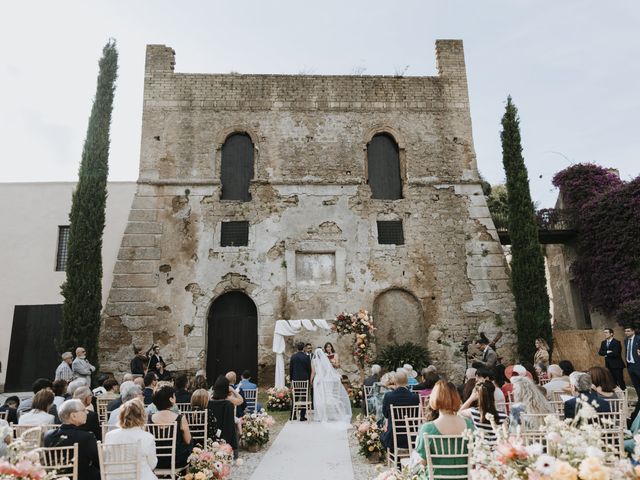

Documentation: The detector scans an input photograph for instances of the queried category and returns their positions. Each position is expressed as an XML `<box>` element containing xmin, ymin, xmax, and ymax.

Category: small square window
<box><xmin>56</xmin><ymin>226</ymin><xmax>70</xmax><ymax>271</ymax></box>
<box><xmin>377</xmin><ymin>220</ymin><xmax>404</xmax><ymax>245</ymax></box>
<box><xmin>220</xmin><ymin>221</ymin><xmax>249</xmax><ymax>247</ymax></box>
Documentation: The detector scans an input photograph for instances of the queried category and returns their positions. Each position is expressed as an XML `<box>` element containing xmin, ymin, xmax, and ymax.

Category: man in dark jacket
<box><xmin>143</xmin><ymin>372</ymin><xmax>157</xmax><ymax>406</ymax></box>
<box><xmin>289</xmin><ymin>341</ymin><xmax>312</xmax><ymax>421</ymax></box>
<box><xmin>381</xmin><ymin>370</ymin><xmax>420</xmax><ymax>450</ymax></box>
<box><xmin>44</xmin><ymin>399</ymin><xmax>100</xmax><ymax>480</ymax></box>
<box><xmin>598</xmin><ymin>328</ymin><xmax>625</xmax><ymax>389</ymax></box>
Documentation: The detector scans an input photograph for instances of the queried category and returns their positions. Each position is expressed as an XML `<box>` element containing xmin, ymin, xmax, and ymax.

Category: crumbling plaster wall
<box><xmin>100</xmin><ymin>40</ymin><xmax>516</xmax><ymax>382</ymax></box>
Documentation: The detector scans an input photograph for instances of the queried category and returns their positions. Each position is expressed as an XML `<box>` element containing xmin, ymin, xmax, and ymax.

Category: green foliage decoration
<box><xmin>373</xmin><ymin>342</ymin><xmax>429</xmax><ymax>372</ymax></box>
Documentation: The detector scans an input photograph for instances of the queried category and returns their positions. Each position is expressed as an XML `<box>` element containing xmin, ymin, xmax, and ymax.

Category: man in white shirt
<box><xmin>55</xmin><ymin>352</ymin><xmax>74</xmax><ymax>381</ymax></box>
<box><xmin>544</xmin><ymin>363</ymin><xmax>572</xmax><ymax>398</ymax></box>
<box><xmin>72</xmin><ymin>347</ymin><xmax>96</xmax><ymax>387</ymax></box>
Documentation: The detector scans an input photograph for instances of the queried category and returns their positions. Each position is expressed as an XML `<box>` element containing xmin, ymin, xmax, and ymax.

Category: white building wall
<box><xmin>0</xmin><ymin>182</ymin><xmax>136</xmax><ymax>390</ymax></box>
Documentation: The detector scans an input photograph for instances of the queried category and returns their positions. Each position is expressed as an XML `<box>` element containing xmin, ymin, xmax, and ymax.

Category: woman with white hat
<box><xmin>400</xmin><ymin>364</ymin><xmax>418</xmax><ymax>387</ymax></box>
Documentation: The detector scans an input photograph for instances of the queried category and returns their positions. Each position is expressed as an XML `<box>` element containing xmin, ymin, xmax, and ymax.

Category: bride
<box><xmin>311</xmin><ymin>348</ymin><xmax>352</xmax><ymax>423</ymax></box>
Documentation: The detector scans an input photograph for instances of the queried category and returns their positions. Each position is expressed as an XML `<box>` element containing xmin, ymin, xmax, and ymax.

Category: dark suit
<box><xmin>143</xmin><ymin>387</ymin><xmax>154</xmax><ymax>406</ymax></box>
<box><xmin>564</xmin><ymin>391</ymin><xmax>611</xmax><ymax>419</ymax></box>
<box><xmin>380</xmin><ymin>387</ymin><xmax>420</xmax><ymax>451</ymax></box>
<box><xmin>289</xmin><ymin>351</ymin><xmax>311</xmax><ymax>420</ymax></box>
<box><xmin>106</xmin><ymin>396</ymin><xmax>122</xmax><ymax>413</ymax></box>
<box><xmin>44</xmin><ymin>424</ymin><xmax>100</xmax><ymax>480</ymax></box>
<box><xmin>599</xmin><ymin>337</ymin><xmax>625</xmax><ymax>389</ymax></box>
<box><xmin>625</xmin><ymin>335</ymin><xmax>640</xmax><ymax>395</ymax></box>
<box><xmin>80</xmin><ymin>409</ymin><xmax>101</xmax><ymax>441</ymax></box>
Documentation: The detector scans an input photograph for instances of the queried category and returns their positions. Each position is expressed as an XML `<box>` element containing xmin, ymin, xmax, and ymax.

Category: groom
<box><xmin>290</xmin><ymin>341</ymin><xmax>312</xmax><ymax>421</ymax></box>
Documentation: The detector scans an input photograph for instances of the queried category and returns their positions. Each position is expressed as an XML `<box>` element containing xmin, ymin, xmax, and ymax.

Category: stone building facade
<box><xmin>99</xmin><ymin>40</ymin><xmax>517</xmax><ymax>383</ymax></box>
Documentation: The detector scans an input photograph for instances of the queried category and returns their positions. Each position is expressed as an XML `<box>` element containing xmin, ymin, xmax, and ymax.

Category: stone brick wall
<box><xmin>100</xmin><ymin>40</ymin><xmax>516</xmax><ymax>384</ymax></box>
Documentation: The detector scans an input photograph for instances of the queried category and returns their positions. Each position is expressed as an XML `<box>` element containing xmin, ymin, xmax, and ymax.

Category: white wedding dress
<box><xmin>312</xmin><ymin>348</ymin><xmax>352</xmax><ymax>424</ymax></box>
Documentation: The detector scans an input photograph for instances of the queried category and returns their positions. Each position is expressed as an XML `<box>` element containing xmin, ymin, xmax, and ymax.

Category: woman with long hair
<box><xmin>209</xmin><ymin>376</ymin><xmax>239</xmax><ymax>455</ymax></box>
<box><xmin>509</xmin><ymin>376</ymin><xmax>554</xmax><ymax>430</ymax></box>
<box><xmin>589</xmin><ymin>366</ymin><xmax>619</xmax><ymax>399</ymax></box>
<box><xmin>460</xmin><ymin>381</ymin><xmax>507</xmax><ymax>446</ymax></box>
<box><xmin>190</xmin><ymin>388</ymin><xmax>218</xmax><ymax>443</ymax></box>
<box><xmin>324</xmin><ymin>342</ymin><xmax>340</xmax><ymax>369</ymax></box>
<box><xmin>311</xmin><ymin>347</ymin><xmax>352</xmax><ymax>423</ymax></box>
<box><xmin>534</xmin><ymin>338</ymin><xmax>550</xmax><ymax>369</ymax></box>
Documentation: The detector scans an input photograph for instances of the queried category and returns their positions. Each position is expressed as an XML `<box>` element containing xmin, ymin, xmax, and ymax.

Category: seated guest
<box><xmin>460</xmin><ymin>367</ymin><xmax>477</xmax><ymax>402</ymax></box>
<box><xmin>99</xmin><ymin>378</ymin><xmax>120</xmax><ymax>400</ymax></box>
<box><xmin>369</xmin><ymin>372</ymin><xmax>396</xmax><ymax>424</ymax></box>
<box><xmin>509</xmin><ymin>376</ymin><xmax>554</xmax><ymax>430</ymax></box>
<box><xmin>225</xmin><ymin>371</ymin><xmax>246</xmax><ymax>417</ymax></box>
<box><xmin>18</xmin><ymin>389</ymin><xmax>55</xmax><ymax>426</ymax></box>
<box><xmin>414</xmin><ymin>371</ymin><xmax>440</xmax><ymax>397</ymax></box>
<box><xmin>471</xmin><ymin>368</ymin><xmax>506</xmax><ymax>412</ymax></box>
<box><xmin>18</xmin><ymin>378</ymin><xmax>53</xmax><ymax>413</ymax></box>
<box><xmin>108</xmin><ymin>385</ymin><xmax>144</xmax><ymax>425</ymax></box>
<box><xmin>415</xmin><ymin>380</ymin><xmax>474</xmax><ymax>475</ymax></box>
<box><xmin>0</xmin><ymin>396</ymin><xmax>20</xmax><ymax>425</ymax></box>
<box><xmin>105</xmin><ymin>399</ymin><xmax>158</xmax><ymax>480</ymax></box>
<box><xmin>564</xmin><ymin>372</ymin><xmax>611</xmax><ymax>419</ymax></box>
<box><xmin>209</xmin><ymin>376</ymin><xmax>239</xmax><ymax>455</ymax></box>
<box><xmin>155</xmin><ymin>361</ymin><xmax>172</xmax><ymax>382</ymax></box>
<box><xmin>148</xmin><ymin>385</ymin><xmax>193</xmax><ymax>469</ymax></box>
<box><xmin>589</xmin><ymin>366</ymin><xmax>620</xmax><ymax>399</ymax></box>
<box><xmin>107</xmin><ymin>380</ymin><xmax>135</xmax><ymax>413</ymax></box>
<box><xmin>191</xmin><ymin>388</ymin><xmax>217</xmax><ymax>443</ymax></box>
<box><xmin>143</xmin><ymin>372</ymin><xmax>158</xmax><ymax>406</ymax></box>
<box><xmin>460</xmin><ymin>381</ymin><xmax>507</xmax><ymax>446</ymax></box>
<box><xmin>364</xmin><ymin>364</ymin><xmax>382</xmax><ymax>387</ymax></box>
<box><xmin>52</xmin><ymin>379</ymin><xmax>68</xmax><ymax>408</ymax></box>
<box><xmin>44</xmin><ymin>399</ymin><xmax>100</xmax><ymax>480</ymax></box>
<box><xmin>67</xmin><ymin>378</ymin><xmax>87</xmax><ymax>398</ymax></box>
<box><xmin>380</xmin><ymin>370</ymin><xmax>420</xmax><ymax>452</ymax></box>
<box><xmin>503</xmin><ymin>364</ymin><xmax>530</xmax><ymax>400</ymax></box>
<box><xmin>544</xmin><ymin>361</ymin><xmax>573</xmax><ymax>398</ymax></box>
<box><xmin>238</xmin><ymin>370</ymin><xmax>262</xmax><ymax>413</ymax></box>
<box><xmin>191</xmin><ymin>374</ymin><xmax>208</xmax><ymax>391</ymax></box>
<box><xmin>402</xmin><ymin>364</ymin><xmax>419</xmax><ymax>387</ymax></box>
<box><xmin>73</xmin><ymin>386</ymin><xmax>101</xmax><ymax>441</ymax></box>
<box><xmin>174</xmin><ymin>375</ymin><xmax>191</xmax><ymax>404</ymax></box>
<box><xmin>91</xmin><ymin>373</ymin><xmax>110</xmax><ymax>397</ymax></box>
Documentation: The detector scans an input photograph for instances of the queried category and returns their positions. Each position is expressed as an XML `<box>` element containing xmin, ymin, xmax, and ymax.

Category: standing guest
<box><xmin>533</xmin><ymin>338</ymin><xmax>550</xmax><ymax>369</ymax></box>
<box><xmin>509</xmin><ymin>376</ymin><xmax>554</xmax><ymax>430</ymax></box>
<box><xmin>130</xmin><ymin>345</ymin><xmax>148</xmax><ymax>378</ymax></box>
<box><xmin>364</xmin><ymin>364</ymin><xmax>382</xmax><ymax>387</ymax></box>
<box><xmin>415</xmin><ymin>380</ymin><xmax>474</xmax><ymax>475</ymax></box>
<box><xmin>107</xmin><ymin>380</ymin><xmax>134</xmax><ymax>413</ymax></box>
<box><xmin>460</xmin><ymin>368</ymin><xmax>477</xmax><ymax>402</ymax></box>
<box><xmin>0</xmin><ymin>396</ymin><xmax>20</xmax><ymax>425</ymax></box>
<box><xmin>18</xmin><ymin>390</ymin><xmax>55</xmax><ymax>426</ymax></box>
<box><xmin>148</xmin><ymin>385</ymin><xmax>193</xmax><ymax>470</ymax></box>
<box><xmin>289</xmin><ymin>341</ymin><xmax>312</xmax><ymax>421</ymax></box>
<box><xmin>108</xmin><ymin>385</ymin><xmax>144</xmax><ymax>426</ymax></box>
<box><xmin>324</xmin><ymin>342</ymin><xmax>340</xmax><ymax>369</ymax></box>
<box><xmin>44</xmin><ymin>399</ymin><xmax>100</xmax><ymax>480</ymax></box>
<box><xmin>73</xmin><ymin>386</ymin><xmax>101</xmax><ymax>441</ymax></box>
<box><xmin>105</xmin><ymin>399</ymin><xmax>158</xmax><ymax>480</ymax></box>
<box><xmin>599</xmin><ymin>328</ymin><xmax>626</xmax><ymax>390</ymax></box>
<box><xmin>72</xmin><ymin>346</ymin><xmax>96</xmax><ymax>387</ymax></box>
<box><xmin>380</xmin><ymin>370</ymin><xmax>419</xmax><ymax>452</ymax></box>
<box><xmin>174</xmin><ymin>375</ymin><xmax>191</xmax><ymax>404</ymax></box>
<box><xmin>146</xmin><ymin>344</ymin><xmax>164</xmax><ymax>373</ymax></box>
<box><xmin>544</xmin><ymin>361</ymin><xmax>573</xmax><ymax>398</ymax></box>
<box><xmin>143</xmin><ymin>372</ymin><xmax>158</xmax><ymax>406</ymax></box>
<box><xmin>191</xmin><ymin>389</ymin><xmax>217</xmax><ymax>442</ymax></box>
<box><xmin>155</xmin><ymin>361</ymin><xmax>172</xmax><ymax>381</ymax></box>
<box><xmin>52</xmin><ymin>380</ymin><xmax>68</xmax><ymax>408</ymax></box>
<box><xmin>588</xmin><ymin>366</ymin><xmax>620</xmax><ymax>399</ymax></box>
<box><xmin>209</xmin><ymin>376</ymin><xmax>239</xmax><ymax>456</ymax></box>
<box><xmin>460</xmin><ymin>381</ymin><xmax>507</xmax><ymax>446</ymax></box>
<box><xmin>55</xmin><ymin>352</ymin><xmax>74</xmax><ymax>381</ymax></box>
<box><xmin>472</xmin><ymin>337</ymin><xmax>497</xmax><ymax>368</ymax></box>
<box><xmin>624</xmin><ymin>327</ymin><xmax>640</xmax><ymax>395</ymax></box>
<box><xmin>564</xmin><ymin>372</ymin><xmax>611</xmax><ymax>419</ymax></box>
<box><xmin>18</xmin><ymin>378</ymin><xmax>53</xmax><ymax>413</ymax></box>
<box><xmin>304</xmin><ymin>343</ymin><xmax>313</xmax><ymax>357</ymax></box>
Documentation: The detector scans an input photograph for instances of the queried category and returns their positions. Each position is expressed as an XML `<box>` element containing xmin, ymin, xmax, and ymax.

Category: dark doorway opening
<box><xmin>206</xmin><ymin>291</ymin><xmax>258</xmax><ymax>384</ymax></box>
<box><xmin>6</xmin><ymin>304</ymin><xmax>62</xmax><ymax>392</ymax></box>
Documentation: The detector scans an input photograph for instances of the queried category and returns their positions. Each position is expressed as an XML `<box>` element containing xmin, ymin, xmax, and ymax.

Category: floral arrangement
<box><xmin>266</xmin><ymin>387</ymin><xmax>292</xmax><ymax>411</ymax></box>
<box><xmin>334</xmin><ymin>309</ymin><xmax>375</xmax><ymax>368</ymax></box>
<box><xmin>0</xmin><ymin>438</ymin><xmax>70</xmax><ymax>480</ymax></box>
<box><xmin>347</xmin><ymin>382</ymin><xmax>364</xmax><ymax>408</ymax></box>
<box><xmin>240</xmin><ymin>410</ymin><xmax>276</xmax><ymax>448</ymax></box>
<box><xmin>373</xmin><ymin>467</ymin><xmax>421</xmax><ymax>480</ymax></box>
<box><xmin>352</xmin><ymin>414</ymin><xmax>386</xmax><ymax>460</ymax></box>
<box><xmin>179</xmin><ymin>439</ymin><xmax>235</xmax><ymax>480</ymax></box>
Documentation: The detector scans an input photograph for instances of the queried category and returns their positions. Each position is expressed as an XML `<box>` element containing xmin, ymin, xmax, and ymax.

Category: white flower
<box><xmin>525</xmin><ymin>443</ymin><xmax>543</xmax><ymax>456</ymax></box>
<box><xmin>585</xmin><ymin>446</ymin><xmax>605</xmax><ymax>459</ymax></box>
<box><xmin>532</xmin><ymin>454</ymin><xmax>557</xmax><ymax>476</ymax></box>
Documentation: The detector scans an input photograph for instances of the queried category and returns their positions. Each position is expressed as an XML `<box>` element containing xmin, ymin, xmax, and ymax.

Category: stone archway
<box><xmin>373</xmin><ymin>288</ymin><xmax>426</xmax><ymax>349</ymax></box>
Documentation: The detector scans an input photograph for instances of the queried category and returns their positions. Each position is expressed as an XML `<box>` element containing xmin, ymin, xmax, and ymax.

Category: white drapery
<box><xmin>272</xmin><ymin>319</ymin><xmax>333</xmax><ymax>388</ymax></box>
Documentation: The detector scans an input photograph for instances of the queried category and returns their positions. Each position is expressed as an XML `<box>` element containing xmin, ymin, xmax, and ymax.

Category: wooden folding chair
<box><xmin>596</xmin><ymin>411</ymin><xmax>624</xmax><ymax>431</ymax></box>
<box><xmin>244</xmin><ymin>388</ymin><xmax>258</xmax><ymax>414</ymax></box>
<box><xmin>423</xmin><ymin>433</ymin><xmax>470</xmax><ymax>479</ymax></box>
<box><xmin>183</xmin><ymin>409</ymin><xmax>208</xmax><ymax>448</ymax></box>
<box><xmin>36</xmin><ymin>444</ymin><xmax>79</xmax><ymax>480</ymax></box>
<box><xmin>146</xmin><ymin>422</ymin><xmax>177</xmax><ymax>479</ymax></box>
<box><xmin>176</xmin><ymin>403</ymin><xmax>192</xmax><ymax>413</ymax></box>
<box><xmin>520</xmin><ymin>413</ymin><xmax>557</xmax><ymax>431</ymax></box>
<box><xmin>97</xmin><ymin>397</ymin><xmax>112</xmax><ymax>425</ymax></box>
<box><xmin>603</xmin><ymin>398</ymin><xmax>625</xmax><ymax>428</ymax></box>
<box><xmin>549</xmin><ymin>400</ymin><xmax>565</xmax><ymax>417</ymax></box>
<box><xmin>291</xmin><ymin>381</ymin><xmax>311</xmax><ymax>421</ymax></box>
<box><xmin>98</xmin><ymin>440</ymin><xmax>141</xmax><ymax>480</ymax></box>
<box><xmin>387</xmin><ymin>404</ymin><xmax>421</xmax><ymax>469</ymax></box>
<box><xmin>519</xmin><ymin>429</ymin><xmax>549</xmax><ymax>452</ymax></box>
<box><xmin>600</xmin><ymin>428</ymin><xmax>624</xmax><ymax>458</ymax></box>
<box><xmin>404</xmin><ymin>416</ymin><xmax>424</xmax><ymax>459</ymax></box>
<box><xmin>419</xmin><ymin>395</ymin><xmax>431</xmax><ymax>419</ymax></box>
<box><xmin>363</xmin><ymin>386</ymin><xmax>374</xmax><ymax>416</ymax></box>
<box><xmin>15</xmin><ymin>425</ymin><xmax>43</xmax><ymax>448</ymax></box>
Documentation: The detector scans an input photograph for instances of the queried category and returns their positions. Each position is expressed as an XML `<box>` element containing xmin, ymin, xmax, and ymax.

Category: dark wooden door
<box><xmin>6</xmin><ymin>304</ymin><xmax>62</xmax><ymax>392</ymax></box>
<box><xmin>221</xmin><ymin>133</ymin><xmax>254</xmax><ymax>201</ymax></box>
<box><xmin>367</xmin><ymin>134</ymin><xmax>402</xmax><ymax>199</ymax></box>
<box><xmin>207</xmin><ymin>291</ymin><xmax>258</xmax><ymax>383</ymax></box>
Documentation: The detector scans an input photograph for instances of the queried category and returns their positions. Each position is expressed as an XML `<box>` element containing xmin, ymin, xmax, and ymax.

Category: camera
<box><xmin>460</xmin><ymin>340</ymin><xmax>470</xmax><ymax>354</ymax></box>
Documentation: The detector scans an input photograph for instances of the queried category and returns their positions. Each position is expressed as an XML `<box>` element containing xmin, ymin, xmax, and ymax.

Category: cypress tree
<box><xmin>59</xmin><ymin>40</ymin><xmax>118</xmax><ymax>369</ymax></box>
<box><xmin>500</xmin><ymin>96</ymin><xmax>552</xmax><ymax>361</ymax></box>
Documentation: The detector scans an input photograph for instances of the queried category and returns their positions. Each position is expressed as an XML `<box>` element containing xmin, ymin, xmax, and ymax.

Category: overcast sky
<box><xmin>2</xmin><ymin>1</ymin><xmax>638</xmax><ymax>207</ymax></box>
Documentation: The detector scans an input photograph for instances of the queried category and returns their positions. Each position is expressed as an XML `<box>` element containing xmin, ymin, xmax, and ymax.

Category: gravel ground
<box><xmin>348</xmin><ymin>424</ymin><xmax>385</xmax><ymax>480</ymax></box>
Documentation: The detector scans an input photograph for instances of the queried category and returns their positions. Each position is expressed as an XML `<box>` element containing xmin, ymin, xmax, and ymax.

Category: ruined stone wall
<box><xmin>100</xmin><ymin>40</ymin><xmax>516</xmax><ymax>383</ymax></box>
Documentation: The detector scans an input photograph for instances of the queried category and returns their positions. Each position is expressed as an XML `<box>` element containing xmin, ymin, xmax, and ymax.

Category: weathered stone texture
<box><xmin>100</xmin><ymin>40</ymin><xmax>516</xmax><ymax>382</ymax></box>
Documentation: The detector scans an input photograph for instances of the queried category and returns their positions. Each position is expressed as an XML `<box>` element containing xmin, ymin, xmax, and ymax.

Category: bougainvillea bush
<box><xmin>553</xmin><ymin>164</ymin><xmax>640</xmax><ymax>325</ymax></box>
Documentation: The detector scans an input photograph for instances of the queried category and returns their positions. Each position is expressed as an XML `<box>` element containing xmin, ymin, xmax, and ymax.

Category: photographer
<box><xmin>471</xmin><ymin>337</ymin><xmax>497</xmax><ymax>369</ymax></box>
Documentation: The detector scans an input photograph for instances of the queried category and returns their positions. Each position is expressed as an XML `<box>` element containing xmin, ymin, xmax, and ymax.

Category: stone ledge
<box><xmin>112</xmin><ymin>274</ymin><xmax>159</xmax><ymax>288</ymax></box>
<box><xmin>124</xmin><ymin>222</ymin><xmax>163</xmax><ymax>235</ymax></box>
<box><xmin>118</xmin><ymin>247</ymin><xmax>161</xmax><ymax>261</ymax></box>
<box><xmin>113</xmin><ymin>260</ymin><xmax>157</xmax><ymax>274</ymax></box>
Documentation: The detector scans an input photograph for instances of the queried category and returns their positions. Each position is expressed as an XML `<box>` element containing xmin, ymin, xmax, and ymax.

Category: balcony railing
<box><xmin>493</xmin><ymin>208</ymin><xmax>576</xmax><ymax>245</ymax></box>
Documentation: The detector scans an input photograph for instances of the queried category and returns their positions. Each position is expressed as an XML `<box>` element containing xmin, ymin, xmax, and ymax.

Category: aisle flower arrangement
<box><xmin>373</xmin><ymin>468</ymin><xmax>422</xmax><ymax>480</ymax></box>
<box><xmin>240</xmin><ymin>410</ymin><xmax>276</xmax><ymax>450</ymax></box>
<box><xmin>179</xmin><ymin>440</ymin><xmax>234</xmax><ymax>480</ymax></box>
<box><xmin>0</xmin><ymin>437</ymin><xmax>70</xmax><ymax>480</ymax></box>
<box><xmin>266</xmin><ymin>387</ymin><xmax>292</xmax><ymax>411</ymax></box>
<box><xmin>334</xmin><ymin>309</ymin><xmax>375</xmax><ymax>368</ymax></box>
<box><xmin>352</xmin><ymin>414</ymin><xmax>386</xmax><ymax>462</ymax></box>
<box><xmin>347</xmin><ymin>382</ymin><xmax>364</xmax><ymax>408</ymax></box>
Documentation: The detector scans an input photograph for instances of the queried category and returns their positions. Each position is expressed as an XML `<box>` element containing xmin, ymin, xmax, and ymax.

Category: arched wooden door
<box><xmin>207</xmin><ymin>291</ymin><xmax>258</xmax><ymax>383</ymax></box>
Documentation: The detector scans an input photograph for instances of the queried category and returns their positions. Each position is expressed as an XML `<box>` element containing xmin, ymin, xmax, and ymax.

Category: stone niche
<box><xmin>295</xmin><ymin>252</ymin><xmax>336</xmax><ymax>287</ymax></box>
<box><xmin>373</xmin><ymin>288</ymin><xmax>426</xmax><ymax>349</ymax></box>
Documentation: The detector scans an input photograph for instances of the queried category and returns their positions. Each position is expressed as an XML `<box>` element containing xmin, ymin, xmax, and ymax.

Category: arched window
<box><xmin>221</xmin><ymin>133</ymin><xmax>254</xmax><ymax>201</ymax></box>
<box><xmin>367</xmin><ymin>133</ymin><xmax>402</xmax><ymax>200</ymax></box>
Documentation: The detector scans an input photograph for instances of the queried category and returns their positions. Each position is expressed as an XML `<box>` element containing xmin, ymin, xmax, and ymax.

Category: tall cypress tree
<box><xmin>59</xmin><ymin>40</ymin><xmax>118</xmax><ymax>369</ymax></box>
<box><xmin>501</xmin><ymin>96</ymin><xmax>552</xmax><ymax>361</ymax></box>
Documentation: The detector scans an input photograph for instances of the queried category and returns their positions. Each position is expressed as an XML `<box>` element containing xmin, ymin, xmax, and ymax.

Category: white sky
<box><xmin>1</xmin><ymin>1</ymin><xmax>638</xmax><ymax>207</ymax></box>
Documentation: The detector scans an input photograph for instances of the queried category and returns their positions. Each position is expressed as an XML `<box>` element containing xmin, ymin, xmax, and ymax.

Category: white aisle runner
<box><xmin>247</xmin><ymin>421</ymin><xmax>355</xmax><ymax>480</ymax></box>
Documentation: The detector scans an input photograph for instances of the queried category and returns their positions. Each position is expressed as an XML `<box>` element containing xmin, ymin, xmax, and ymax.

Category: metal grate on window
<box><xmin>56</xmin><ymin>226</ymin><xmax>70</xmax><ymax>271</ymax></box>
<box><xmin>377</xmin><ymin>220</ymin><xmax>404</xmax><ymax>245</ymax></box>
<box><xmin>220</xmin><ymin>221</ymin><xmax>249</xmax><ymax>247</ymax></box>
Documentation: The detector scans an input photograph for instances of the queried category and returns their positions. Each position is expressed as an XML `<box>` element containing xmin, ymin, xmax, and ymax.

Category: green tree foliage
<box><xmin>486</xmin><ymin>184</ymin><xmax>509</xmax><ymax>226</ymax></box>
<box><xmin>59</xmin><ymin>41</ymin><xmax>118</xmax><ymax>368</ymax></box>
<box><xmin>501</xmin><ymin>96</ymin><xmax>552</xmax><ymax>361</ymax></box>
<box><xmin>374</xmin><ymin>342</ymin><xmax>429</xmax><ymax>372</ymax></box>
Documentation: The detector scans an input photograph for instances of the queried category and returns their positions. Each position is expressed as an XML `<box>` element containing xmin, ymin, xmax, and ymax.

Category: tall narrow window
<box><xmin>55</xmin><ymin>226</ymin><xmax>70</xmax><ymax>271</ymax></box>
<box><xmin>221</xmin><ymin>133</ymin><xmax>254</xmax><ymax>201</ymax></box>
<box><xmin>367</xmin><ymin>133</ymin><xmax>402</xmax><ymax>200</ymax></box>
